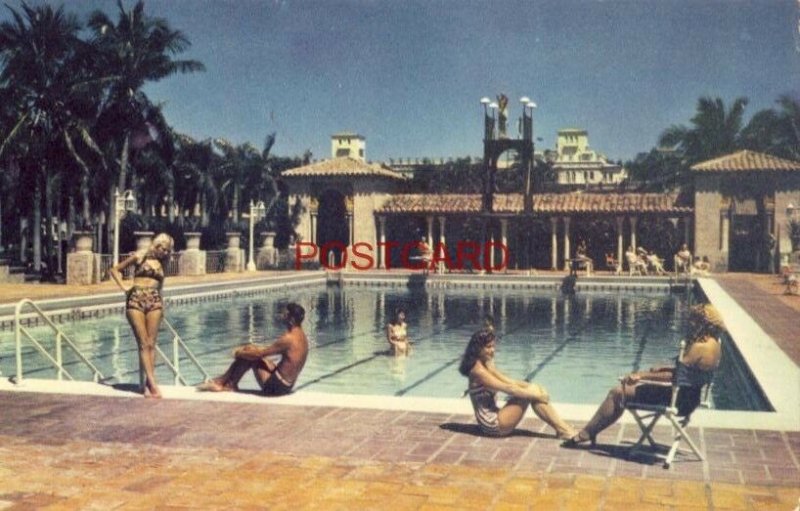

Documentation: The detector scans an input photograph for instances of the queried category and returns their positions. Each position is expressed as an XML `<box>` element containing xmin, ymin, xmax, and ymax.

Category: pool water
<box><xmin>0</xmin><ymin>286</ymin><xmax>769</xmax><ymax>411</ymax></box>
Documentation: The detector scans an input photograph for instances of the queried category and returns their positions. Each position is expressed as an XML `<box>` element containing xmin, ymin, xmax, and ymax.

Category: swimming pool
<box><xmin>0</xmin><ymin>285</ymin><xmax>769</xmax><ymax>411</ymax></box>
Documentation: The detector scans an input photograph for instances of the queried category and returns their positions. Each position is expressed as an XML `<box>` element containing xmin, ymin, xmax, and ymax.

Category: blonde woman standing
<box><xmin>109</xmin><ymin>233</ymin><xmax>174</xmax><ymax>398</ymax></box>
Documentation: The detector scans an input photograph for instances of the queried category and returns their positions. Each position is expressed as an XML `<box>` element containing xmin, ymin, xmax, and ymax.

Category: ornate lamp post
<box><xmin>246</xmin><ymin>200</ymin><xmax>266</xmax><ymax>271</ymax></box>
<box><xmin>113</xmin><ymin>189</ymin><xmax>137</xmax><ymax>265</ymax></box>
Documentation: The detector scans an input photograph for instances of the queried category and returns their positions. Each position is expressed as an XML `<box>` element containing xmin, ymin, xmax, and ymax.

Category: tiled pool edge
<box><xmin>697</xmin><ymin>277</ymin><xmax>800</xmax><ymax>430</ymax></box>
<box><xmin>336</xmin><ymin>270</ymin><xmax>692</xmax><ymax>293</ymax></box>
<box><xmin>1</xmin><ymin>378</ymin><xmax>796</xmax><ymax>431</ymax></box>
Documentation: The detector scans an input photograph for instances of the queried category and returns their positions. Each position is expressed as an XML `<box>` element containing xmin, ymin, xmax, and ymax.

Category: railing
<box><xmin>152</xmin><ymin>316</ymin><xmax>210</xmax><ymax>386</ymax></box>
<box><xmin>98</xmin><ymin>253</ymin><xmax>134</xmax><ymax>281</ymax></box>
<box><xmin>98</xmin><ymin>253</ymin><xmax>179</xmax><ymax>281</ymax></box>
<box><xmin>164</xmin><ymin>252</ymin><xmax>180</xmax><ymax>276</ymax></box>
<box><xmin>14</xmin><ymin>299</ymin><xmax>105</xmax><ymax>384</ymax></box>
<box><xmin>206</xmin><ymin>250</ymin><xmax>226</xmax><ymax>273</ymax></box>
<box><xmin>13</xmin><ymin>298</ymin><xmax>209</xmax><ymax>388</ymax></box>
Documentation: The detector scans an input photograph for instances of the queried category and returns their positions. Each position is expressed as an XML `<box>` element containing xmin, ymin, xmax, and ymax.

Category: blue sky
<box><xmin>7</xmin><ymin>0</ymin><xmax>799</xmax><ymax>162</ymax></box>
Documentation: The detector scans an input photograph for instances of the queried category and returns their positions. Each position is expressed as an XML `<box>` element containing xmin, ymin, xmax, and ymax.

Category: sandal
<box><xmin>561</xmin><ymin>431</ymin><xmax>596</xmax><ymax>448</ymax></box>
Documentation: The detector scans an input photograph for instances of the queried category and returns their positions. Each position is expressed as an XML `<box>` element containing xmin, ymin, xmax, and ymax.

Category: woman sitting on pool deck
<box><xmin>459</xmin><ymin>329</ymin><xmax>577</xmax><ymax>439</ymax></box>
<box><xmin>562</xmin><ymin>303</ymin><xmax>725</xmax><ymax>447</ymax></box>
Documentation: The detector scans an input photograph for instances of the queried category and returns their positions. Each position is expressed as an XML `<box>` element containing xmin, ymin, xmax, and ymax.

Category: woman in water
<box><xmin>109</xmin><ymin>233</ymin><xmax>174</xmax><ymax>398</ymax></box>
<box><xmin>386</xmin><ymin>308</ymin><xmax>411</xmax><ymax>356</ymax></box>
<box><xmin>459</xmin><ymin>329</ymin><xmax>576</xmax><ymax>438</ymax></box>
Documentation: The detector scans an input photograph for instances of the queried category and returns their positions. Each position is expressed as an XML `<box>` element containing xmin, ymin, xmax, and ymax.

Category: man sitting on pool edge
<box><xmin>197</xmin><ymin>303</ymin><xmax>308</xmax><ymax>396</ymax></box>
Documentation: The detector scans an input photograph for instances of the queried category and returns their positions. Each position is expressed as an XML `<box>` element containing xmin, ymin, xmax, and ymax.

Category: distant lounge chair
<box><xmin>625</xmin><ymin>251</ymin><xmax>647</xmax><ymax>276</ymax></box>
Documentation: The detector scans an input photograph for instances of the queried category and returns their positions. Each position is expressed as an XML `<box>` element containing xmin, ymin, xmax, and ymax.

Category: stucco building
<box><xmin>282</xmin><ymin>134</ymin><xmax>800</xmax><ymax>273</ymax></box>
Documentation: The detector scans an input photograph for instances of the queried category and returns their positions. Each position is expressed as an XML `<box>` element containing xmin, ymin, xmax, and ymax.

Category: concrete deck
<box><xmin>1</xmin><ymin>271</ymin><xmax>798</xmax><ymax>510</ymax></box>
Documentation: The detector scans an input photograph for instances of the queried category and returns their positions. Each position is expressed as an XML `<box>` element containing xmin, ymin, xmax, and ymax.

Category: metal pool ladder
<box><xmin>154</xmin><ymin>317</ymin><xmax>210</xmax><ymax>386</ymax></box>
<box><xmin>14</xmin><ymin>299</ymin><xmax>209</xmax><ymax>388</ymax></box>
<box><xmin>13</xmin><ymin>298</ymin><xmax>105</xmax><ymax>384</ymax></box>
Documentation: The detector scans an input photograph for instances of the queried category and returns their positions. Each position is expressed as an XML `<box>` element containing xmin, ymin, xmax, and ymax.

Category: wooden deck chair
<box><xmin>623</xmin><ymin>340</ymin><xmax>714</xmax><ymax>469</ymax></box>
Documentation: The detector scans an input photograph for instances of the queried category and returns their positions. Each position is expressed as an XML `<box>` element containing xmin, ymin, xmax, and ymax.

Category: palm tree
<box><xmin>659</xmin><ymin>96</ymin><xmax>749</xmax><ymax>165</ymax></box>
<box><xmin>173</xmin><ymin>134</ymin><xmax>218</xmax><ymax>228</ymax></box>
<box><xmin>742</xmin><ymin>95</ymin><xmax>800</xmax><ymax>161</ymax></box>
<box><xmin>0</xmin><ymin>2</ymin><xmax>103</xmax><ymax>272</ymax></box>
<box><xmin>88</xmin><ymin>0</ymin><xmax>204</xmax><ymax>248</ymax></box>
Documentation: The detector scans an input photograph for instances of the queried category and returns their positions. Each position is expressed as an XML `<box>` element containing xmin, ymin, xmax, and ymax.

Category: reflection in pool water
<box><xmin>0</xmin><ymin>286</ymin><xmax>769</xmax><ymax>411</ymax></box>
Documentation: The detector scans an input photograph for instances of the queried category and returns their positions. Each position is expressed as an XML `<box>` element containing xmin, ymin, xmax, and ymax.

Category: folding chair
<box><xmin>623</xmin><ymin>340</ymin><xmax>713</xmax><ymax>469</ymax></box>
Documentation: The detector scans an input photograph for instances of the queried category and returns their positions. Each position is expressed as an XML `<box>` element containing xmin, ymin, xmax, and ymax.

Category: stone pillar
<box><xmin>67</xmin><ymin>231</ymin><xmax>95</xmax><ymax>285</ymax></box>
<box><xmin>550</xmin><ymin>217</ymin><xmax>558</xmax><ymax>270</ymax></box>
<box><xmin>425</xmin><ymin>215</ymin><xmax>434</xmax><ymax>247</ymax></box>
<box><xmin>616</xmin><ymin>216</ymin><xmax>624</xmax><ymax>265</ymax></box>
<box><xmin>179</xmin><ymin>232</ymin><xmax>206</xmax><ymax>276</ymax></box>
<box><xmin>630</xmin><ymin>216</ymin><xmax>638</xmax><ymax>251</ymax></box>
<box><xmin>257</xmin><ymin>231</ymin><xmax>277</xmax><ymax>268</ymax></box>
<box><xmin>499</xmin><ymin>218</ymin><xmax>508</xmax><ymax>274</ymax></box>
<box><xmin>720</xmin><ymin>212</ymin><xmax>730</xmax><ymax>253</ymax></box>
<box><xmin>437</xmin><ymin>216</ymin><xmax>446</xmax><ymax>274</ymax></box>
<box><xmin>563</xmin><ymin>217</ymin><xmax>571</xmax><ymax>271</ymax></box>
<box><xmin>225</xmin><ymin>232</ymin><xmax>243</xmax><ymax>272</ymax></box>
<box><xmin>377</xmin><ymin>216</ymin><xmax>386</xmax><ymax>269</ymax></box>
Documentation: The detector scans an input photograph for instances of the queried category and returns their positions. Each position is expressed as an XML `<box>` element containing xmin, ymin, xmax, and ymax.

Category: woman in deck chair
<box><xmin>562</xmin><ymin>303</ymin><xmax>724</xmax><ymax>447</ymax></box>
<box><xmin>459</xmin><ymin>329</ymin><xmax>576</xmax><ymax>439</ymax></box>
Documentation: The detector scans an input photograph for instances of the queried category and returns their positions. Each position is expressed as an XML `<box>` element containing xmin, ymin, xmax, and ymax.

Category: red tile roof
<box><xmin>378</xmin><ymin>193</ymin><xmax>691</xmax><ymax>214</ymax></box>
<box><xmin>281</xmin><ymin>157</ymin><xmax>406</xmax><ymax>179</ymax></box>
<box><xmin>690</xmin><ymin>150</ymin><xmax>800</xmax><ymax>172</ymax></box>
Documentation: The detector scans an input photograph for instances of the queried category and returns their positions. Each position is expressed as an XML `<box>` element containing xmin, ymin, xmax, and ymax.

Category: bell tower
<box><xmin>331</xmin><ymin>132</ymin><xmax>366</xmax><ymax>161</ymax></box>
<box><xmin>481</xmin><ymin>95</ymin><xmax>537</xmax><ymax>213</ymax></box>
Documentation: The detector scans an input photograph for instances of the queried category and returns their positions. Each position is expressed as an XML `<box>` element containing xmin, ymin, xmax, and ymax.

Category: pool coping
<box><xmin>1</xmin><ymin>377</ymin><xmax>796</xmax><ymax>431</ymax></box>
<box><xmin>695</xmin><ymin>277</ymin><xmax>800</xmax><ymax>429</ymax></box>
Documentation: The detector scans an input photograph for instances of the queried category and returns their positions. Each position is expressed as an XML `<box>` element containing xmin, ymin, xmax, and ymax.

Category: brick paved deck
<box><xmin>0</xmin><ymin>390</ymin><xmax>797</xmax><ymax>510</ymax></box>
<box><xmin>0</xmin><ymin>272</ymin><xmax>798</xmax><ymax>509</ymax></box>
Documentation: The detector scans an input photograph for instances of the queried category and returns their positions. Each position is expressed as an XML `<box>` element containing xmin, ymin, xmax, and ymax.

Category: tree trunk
<box><xmin>232</xmin><ymin>184</ymin><xmax>240</xmax><ymax>224</ymax></box>
<box><xmin>32</xmin><ymin>174</ymin><xmax>42</xmax><ymax>271</ymax></box>
<box><xmin>81</xmin><ymin>171</ymin><xmax>91</xmax><ymax>228</ymax></box>
<box><xmin>68</xmin><ymin>195</ymin><xmax>76</xmax><ymax>240</ymax></box>
<box><xmin>108</xmin><ymin>133</ymin><xmax>131</xmax><ymax>254</ymax></box>
<box><xmin>106</xmin><ymin>184</ymin><xmax>115</xmax><ymax>255</ymax></box>
<box><xmin>44</xmin><ymin>172</ymin><xmax>56</xmax><ymax>277</ymax></box>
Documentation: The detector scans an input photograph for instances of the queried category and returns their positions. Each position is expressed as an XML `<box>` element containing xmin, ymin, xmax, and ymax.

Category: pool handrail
<box><xmin>14</xmin><ymin>298</ymin><xmax>105</xmax><ymax>384</ymax></box>
<box><xmin>156</xmin><ymin>316</ymin><xmax>210</xmax><ymax>385</ymax></box>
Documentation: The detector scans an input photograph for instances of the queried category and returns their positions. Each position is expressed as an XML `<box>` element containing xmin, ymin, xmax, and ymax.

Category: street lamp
<box><xmin>787</xmin><ymin>202</ymin><xmax>797</xmax><ymax>221</ymax></box>
<box><xmin>246</xmin><ymin>200</ymin><xmax>266</xmax><ymax>271</ymax></box>
<box><xmin>113</xmin><ymin>188</ymin><xmax>137</xmax><ymax>265</ymax></box>
<box><xmin>480</xmin><ymin>97</ymin><xmax>494</xmax><ymax>140</ymax></box>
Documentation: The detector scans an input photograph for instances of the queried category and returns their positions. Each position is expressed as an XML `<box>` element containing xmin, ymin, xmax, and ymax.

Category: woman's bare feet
<box><xmin>144</xmin><ymin>382</ymin><xmax>162</xmax><ymax>399</ymax></box>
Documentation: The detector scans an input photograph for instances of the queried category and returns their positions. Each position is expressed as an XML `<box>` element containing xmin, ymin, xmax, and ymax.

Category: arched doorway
<box><xmin>728</xmin><ymin>197</ymin><xmax>772</xmax><ymax>272</ymax></box>
<box><xmin>316</xmin><ymin>189</ymin><xmax>349</xmax><ymax>267</ymax></box>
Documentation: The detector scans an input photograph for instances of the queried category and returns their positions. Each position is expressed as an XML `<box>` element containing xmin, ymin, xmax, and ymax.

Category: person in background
<box><xmin>386</xmin><ymin>307</ymin><xmax>412</xmax><ymax>356</ymax></box>
<box><xmin>108</xmin><ymin>233</ymin><xmax>174</xmax><ymax>398</ymax></box>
